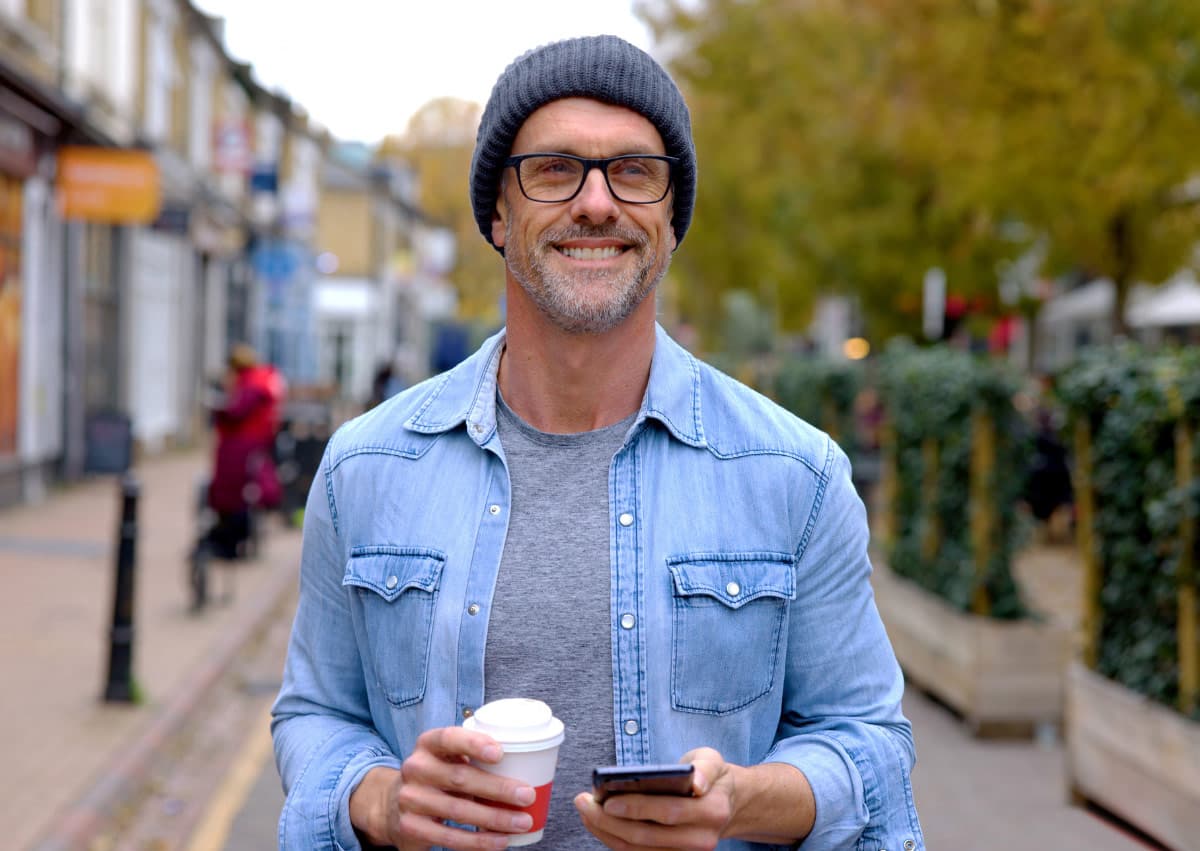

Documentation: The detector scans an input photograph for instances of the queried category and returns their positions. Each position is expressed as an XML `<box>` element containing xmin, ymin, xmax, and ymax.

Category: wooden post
<box><xmin>920</xmin><ymin>437</ymin><xmax>941</xmax><ymax>564</ymax></box>
<box><xmin>1074</xmin><ymin>418</ymin><xmax>1101</xmax><ymax>669</ymax></box>
<box><xmin>969</xmin><ymin>408</ymin><xmax>995</xmax><ymax>616</ymax></box>
<box><xmin>1177</xmin><ymin>419</ymin><xmax>1198</xmax><ymax>716</ymax></box>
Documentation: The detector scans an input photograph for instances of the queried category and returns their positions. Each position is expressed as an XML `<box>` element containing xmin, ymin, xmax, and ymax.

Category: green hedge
<box><xmin>1056</xmin><ymin>344</ymin><xmax>1200</xmax><ymax>718</ymax></box>
<box><xmin>876</xmin><ymin>342</ymin><xmax>1030</xmax><ymax>619</ymax></box>
<box><xmin>773</xmin><ymin>356</ymin><xmax>862</xmax><ymax>454</ymax></box>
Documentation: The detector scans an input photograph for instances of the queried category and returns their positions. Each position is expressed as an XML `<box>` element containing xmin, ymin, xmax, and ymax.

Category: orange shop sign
<box><xmin>57</xmin><ymin>146</ymin><xmax>160</xmax><ymax>224</ymax></box>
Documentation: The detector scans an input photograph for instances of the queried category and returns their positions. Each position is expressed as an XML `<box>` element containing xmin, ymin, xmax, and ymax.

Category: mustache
<box><xmin>539</xmin><ymin>224</ymin><xmax>649</xmax><ymax>249</ymax></box>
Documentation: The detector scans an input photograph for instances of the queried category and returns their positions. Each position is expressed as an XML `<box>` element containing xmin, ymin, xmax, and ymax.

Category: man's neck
<box><xmin>498</xmin><ymin>309</ymin><xmax>655</xmax><ymax>435</ymax></box>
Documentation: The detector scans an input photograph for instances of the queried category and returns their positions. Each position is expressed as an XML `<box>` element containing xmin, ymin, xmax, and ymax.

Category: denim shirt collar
<box><xmin>405</xmin><ymin>323</ymin><xmax>707</xmax><ymax>448</ymax></box>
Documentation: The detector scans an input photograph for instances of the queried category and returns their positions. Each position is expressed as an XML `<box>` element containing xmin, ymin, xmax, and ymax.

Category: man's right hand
<box><xmin>348</xmin><ymin>726</ymin><xmax>538</xmax><ymax>850</ymax></box>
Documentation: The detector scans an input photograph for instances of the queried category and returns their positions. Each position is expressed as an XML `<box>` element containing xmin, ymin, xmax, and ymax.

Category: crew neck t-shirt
<box><xmin>485</xmin><ymin>394</ymin><xmax>635</xmax><ymax>848</ymax></box>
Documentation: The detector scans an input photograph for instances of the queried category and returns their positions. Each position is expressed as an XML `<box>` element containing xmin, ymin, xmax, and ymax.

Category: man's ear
<box><xmin>668</xmin><ymin>199</ymin><xmax>677</xmax><ymax>253</ymax></box>
<box><xmin>491</xmin><ymin>205</ymin><xmax>506</xmax><ymax>249</ymax></box>
<box><xmin>490</xmin><ymin>176</ymin><xmax>509</xmax><ymax>248</ymax></box>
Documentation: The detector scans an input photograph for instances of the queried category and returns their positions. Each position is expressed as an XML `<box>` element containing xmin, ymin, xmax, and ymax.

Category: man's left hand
<box><xmin>573</xmin><ymin>748</ymin><xmax>736</xmax><ymax>850</ymax></box>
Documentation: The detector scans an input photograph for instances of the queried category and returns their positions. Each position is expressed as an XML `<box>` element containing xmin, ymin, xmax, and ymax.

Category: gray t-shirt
<box><xmin>485</xmin><ymin>394</ymin><xmax>634</xmax><ymax>848</ymax></box>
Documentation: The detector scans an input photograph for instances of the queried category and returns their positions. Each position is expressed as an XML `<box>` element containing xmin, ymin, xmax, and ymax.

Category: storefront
<box><xmin>0</xmin><ymin>81</ymin><xmax>53</xmax><ymax>504</ymax></box>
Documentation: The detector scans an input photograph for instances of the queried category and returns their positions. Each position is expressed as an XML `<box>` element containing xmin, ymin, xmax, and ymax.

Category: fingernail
<box><xmin>516</xmin><ymin>785</ymin><xmax>536</xmax><ymax>805</ymax></box>
<box><xmin>512</xmin><ymin>813</ymin><xmax>533</xmax><ymax>831</ymax></box>
<box><xmin>482</xmin><ymin>744</ymin><xmax>503</xmax><ymax>761</ymax></box>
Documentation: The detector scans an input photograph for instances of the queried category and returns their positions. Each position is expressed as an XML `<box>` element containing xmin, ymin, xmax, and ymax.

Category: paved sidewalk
<box><xmin>907</xmin><ymin>685</ymin><xmax>1151</xmax><ymax>849</ymax></box>
<box><xmin>1</xmin><ymin>446</ymin><xmax>302</xmax><ymax>850</ymax></box>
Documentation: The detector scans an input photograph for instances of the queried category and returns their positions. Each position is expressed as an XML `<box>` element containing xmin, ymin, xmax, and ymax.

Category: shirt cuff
<box><xmin>764</xmin><ymin>734</ymin><xmax>867</xmax><ymax>851</ymax></box>
<box><xmin>331</xmin><ymin>749</ymin><xmax>404</xmax><ymax>851</ymax></box>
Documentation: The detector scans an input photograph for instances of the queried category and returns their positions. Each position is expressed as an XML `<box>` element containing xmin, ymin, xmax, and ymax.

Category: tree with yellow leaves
<box><xmin>639</xmin><ymin>0</ymin><xmax>1200</xmax><ymax>341</ymax></box>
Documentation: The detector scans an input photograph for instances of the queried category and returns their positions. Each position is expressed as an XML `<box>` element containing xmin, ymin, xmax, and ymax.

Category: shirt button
<box><xmin>623</xmin><ymin>719</ymin><xmax>639</xmax><ymax>735</ymax></box>
<box><xmin>472</xmin><ymin>423</ymin><xmax>483</xmax><ymax>433</ymax></box>
<box><xmin>726</xmin><ymin>581</ymin><xmax>740</xmax><ymax>597</ymax></box>
<box><xmin>904</xmin><ymin>841</ymin><xmax>916</xmax><ymax>851</ymax></box>
<box><xmin>467</xmin><ymin>603</ymin><xmax>481</xmax><ymax>616</ymax></box>
<box><xmin>618</xmin><ymin>513</ymin><xmax>634</xmax><ymax>527</ymax></box>
<box><xmin>620</xmin><ymin>613</ymin><xmax>635</xmax><ymax>629</ymax></box>
<box><xmin>462</xmin><ymin>706</ymin><xmax>474</xmax><ymax>718</ymax></box>
<box><xmin>489</xmin><ymin>504</ymin><xmax>501</xmax><ymax>515</ymax></box>
<box><xmin>385</xmin><ymin>575</ymin><xmax>399</xmax><ymax>590</ymax></box>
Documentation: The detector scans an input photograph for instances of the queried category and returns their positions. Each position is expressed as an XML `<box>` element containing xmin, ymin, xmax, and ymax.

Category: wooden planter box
<box><xmin>872</xmin><ymin>564</ymin><xmax>1074</xmax><ymax>735</ymax></box>
<box><xmin>1066</xmin><ymin>663</ymin><xmax>1200</xmax><ymax>851</ymax></box>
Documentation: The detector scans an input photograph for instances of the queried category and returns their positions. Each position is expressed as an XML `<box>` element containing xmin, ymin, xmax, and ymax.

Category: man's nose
<box><xmin>569</xmin><ymin>167</ymin><xmax>620</xmax><ymax>225</ymax></box>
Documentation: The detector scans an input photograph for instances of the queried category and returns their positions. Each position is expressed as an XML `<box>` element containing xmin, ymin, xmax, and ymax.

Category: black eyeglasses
<box><xmin>504</xmin><ymin>153</ymin><xmax>678</xmax><ymax>204</ymax></box>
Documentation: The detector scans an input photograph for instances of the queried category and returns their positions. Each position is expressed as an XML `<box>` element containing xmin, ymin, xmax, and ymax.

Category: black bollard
<box><xmin>103</xmin><ymin>472</ymin><xmax>140</xmax><ymax>702</ymax></box>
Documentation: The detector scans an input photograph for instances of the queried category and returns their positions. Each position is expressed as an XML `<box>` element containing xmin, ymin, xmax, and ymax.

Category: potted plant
<box><xmin>1057</xmin><ymin>344</ymin><xmax>1200</xmax><ymax>850</ymax></box>
<box><xmin>871</xmin><ymin>342</ymin><xmax>1073</xmax><ymax>735</ymax></box>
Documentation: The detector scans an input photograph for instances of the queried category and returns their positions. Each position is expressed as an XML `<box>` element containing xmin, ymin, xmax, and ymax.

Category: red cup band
<box><xmin>492</xmin><ymin>781</ymin><xmax>554</xmax><ymax>831</ymax></box>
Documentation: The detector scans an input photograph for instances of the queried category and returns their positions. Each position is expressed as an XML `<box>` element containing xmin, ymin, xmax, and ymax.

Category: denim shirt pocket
<box><xmin>666</xmin><ymin>552</ymin><xmax>796</xmax><ymax>715</ymax></box>
<box><xmin>343</xmin><ymin>546</ymin><xmax>447</xmax><ymax>708</ymax></box>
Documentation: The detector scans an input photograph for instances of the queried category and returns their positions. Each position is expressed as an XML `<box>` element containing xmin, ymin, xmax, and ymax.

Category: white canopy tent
<box><xmin>1126</xmin><ymin>273</ymin><xmax>1200</xmax><ymax>328</ymax></box>
<box><xmin>1033</xmin><ymin>273</ymin><xmax>1200</xmax><ymax>371</ymax></box>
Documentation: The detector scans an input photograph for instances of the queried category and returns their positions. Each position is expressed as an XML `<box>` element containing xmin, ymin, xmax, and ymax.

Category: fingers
<box><xmin>599</xmin><ymin>790</ymin><xmax>707</xmax><ymax>827</ymax></box>
<box><xmin>376</xmin><ymin>726</ymin><xmax>541</xmax><ymax>849</ymax></box>
<box><xmin>405</xmin><ymin>729</ymin><xmax>534</xmax><ymax>808</ymax></box>
<box><xmin>575</xmin><ymin>792</ymin><xmax>718</xmax><ymax>851</ymax></box>
<box><xmin>391</xmin><ymin>811</ymin><xmax>515</xmax><ymax>851</ymax></box>
<box><xmin>678</xmin><ymin>748</ymin><xmax>726</xmax><ymax>796</ymax></box>
<box><xmin>396</xmin><ymin>770</ymin><xmax>535</xmax><ymax>830</ymax></box>
<box><xmin>416</xmin><ymin>725</ymin><xmax>505</xmax><ymax>764</ymax></box>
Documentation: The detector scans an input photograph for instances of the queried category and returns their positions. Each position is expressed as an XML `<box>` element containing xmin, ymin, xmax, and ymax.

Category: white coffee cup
<box><xmin>463</xmin><ymin>698</ymin><xmax>565</xmax><ymax>846</ymax></box>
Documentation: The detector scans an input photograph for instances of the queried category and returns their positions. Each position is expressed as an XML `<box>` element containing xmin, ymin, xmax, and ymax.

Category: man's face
<box><xmin>492</xmin><ymin>97</ymin><xmax>676</xmax><ymax>335</ymax></box>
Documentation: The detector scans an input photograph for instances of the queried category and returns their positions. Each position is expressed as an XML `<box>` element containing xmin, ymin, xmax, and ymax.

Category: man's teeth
<box><xmin>558</xmin><ymin>246</ymin><xmax>624</xmax><ymax>260</ymax></box>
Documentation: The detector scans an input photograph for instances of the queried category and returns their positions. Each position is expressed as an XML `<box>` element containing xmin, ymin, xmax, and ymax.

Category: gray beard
<box><xmin>505</xmin><ymin>222</ymin><xmax>669</xmax><ymax>335</ymax></box>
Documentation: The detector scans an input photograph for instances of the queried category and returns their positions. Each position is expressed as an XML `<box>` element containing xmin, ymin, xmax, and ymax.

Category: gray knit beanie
<box><xmin>470</xmin><ymin>34</ymin><xmax>696</xmax><ymax>252</ymax></box>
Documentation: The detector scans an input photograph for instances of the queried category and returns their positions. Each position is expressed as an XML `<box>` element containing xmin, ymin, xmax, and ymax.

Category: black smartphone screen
<box><xmin>592</xmin><ymin>764</ymin><xmax>696</xmax><ymax>803</ymax></box>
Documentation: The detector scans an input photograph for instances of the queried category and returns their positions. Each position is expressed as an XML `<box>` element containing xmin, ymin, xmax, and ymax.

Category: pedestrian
<box><xmin>272</xmin><ymin>35</ymin><xmax>923</xmax><ymax>851</ymax></box>
<box><xmin>367</xmin><ymin>361</ymin><xmax>405</xmax><ymax>411</ymax></box>
<box><xmin>206</xmin><ymin>343</ymin><xmax>285</xmax><ymax>558</ymax></box>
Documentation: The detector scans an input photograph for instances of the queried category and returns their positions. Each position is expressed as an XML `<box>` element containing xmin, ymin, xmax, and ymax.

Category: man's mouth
<box><xmin>555</xmin><ymin>245</ymin><xmax>628</xmax><ymax>261</ymax></box>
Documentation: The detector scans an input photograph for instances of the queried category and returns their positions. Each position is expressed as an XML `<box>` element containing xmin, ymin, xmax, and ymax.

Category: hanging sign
<box><xmin>57</xmin><ymin>146</ymin><xmax>161</xmax><ymax>224</ymax></box>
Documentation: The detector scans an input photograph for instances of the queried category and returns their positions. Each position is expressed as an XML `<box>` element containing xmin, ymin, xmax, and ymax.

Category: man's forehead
<box><xmin>512</xmin><ymin>97</ymin><xmax>666</xmax><ymax>154</ymax></box>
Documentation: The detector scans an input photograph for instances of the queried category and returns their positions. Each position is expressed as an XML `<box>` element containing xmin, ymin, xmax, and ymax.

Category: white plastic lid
<box><xmin>463</xmin><ymin>698</ymin><xmax>565</xmax><ymax>752</ymax></box>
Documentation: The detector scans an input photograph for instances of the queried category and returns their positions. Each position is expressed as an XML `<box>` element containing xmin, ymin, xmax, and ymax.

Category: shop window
<box><xmin>81</xmin><ymin>223</ymin><xmax>119</xmax><ymax>411</ymax></box>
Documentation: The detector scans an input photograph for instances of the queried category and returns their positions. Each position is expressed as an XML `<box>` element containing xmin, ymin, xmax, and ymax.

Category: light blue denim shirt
<box><xmin>272</xmin><ymin>325</ymin><xmax>924</xmax><ymax>851</ymax></box>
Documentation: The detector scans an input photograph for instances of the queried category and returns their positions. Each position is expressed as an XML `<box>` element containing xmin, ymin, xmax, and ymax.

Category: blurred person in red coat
<box><xmin>207</xmin><ymin>343</ymin><xmax>287</xmax><ymax>559</ymax></box>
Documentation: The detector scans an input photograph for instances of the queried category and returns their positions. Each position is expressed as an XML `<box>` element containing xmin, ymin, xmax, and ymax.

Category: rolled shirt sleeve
<box><xmin>272</xmin><ymin>451</ymin><xmax>402</xmax><ymax>851</ymax></box>
<box><xmin>767</xmin><ymin>441</ymin><xmax>923</xmax><ymax>851</ymax></box>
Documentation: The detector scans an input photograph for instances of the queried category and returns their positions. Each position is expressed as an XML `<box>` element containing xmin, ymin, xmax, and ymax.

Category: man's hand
<box><xmin>573</xmin><ymin>748</ymin><xmax>815</xmax><ymax>850</ymax></box>
<box><xmin>349</xmin><ymin>726</ymin><xmax>539</xmax><ymax>850</ymax></box>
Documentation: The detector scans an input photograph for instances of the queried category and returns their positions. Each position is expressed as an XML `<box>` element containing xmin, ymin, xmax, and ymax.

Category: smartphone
<box><xmin>592</xmin><ymin>764</ymin><xmax>696</xmax><ymax>804</ymax></box>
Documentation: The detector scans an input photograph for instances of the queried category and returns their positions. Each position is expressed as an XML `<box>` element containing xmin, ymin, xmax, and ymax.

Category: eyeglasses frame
<box><xmin>503</xmin><ymin>152</ymin><xmax>679</xmax><ymax>205</ymax></box>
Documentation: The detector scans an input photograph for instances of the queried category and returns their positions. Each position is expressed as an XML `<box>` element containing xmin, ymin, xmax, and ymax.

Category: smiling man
<box><xmin>272</xmin><ymin>35</ymin><xmax>924</xmax><ymax>851</ymax></box>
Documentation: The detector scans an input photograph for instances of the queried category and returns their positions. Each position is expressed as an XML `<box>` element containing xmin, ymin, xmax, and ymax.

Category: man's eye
<box><xmin>535</xmin><ymin>159</ymin><xmax>576</xmax><ymax>176</ymax></box>
<box><xmin>611</xmin><ymin>159</ymin><xmax>654</xmax><ymax>178</ymax></box>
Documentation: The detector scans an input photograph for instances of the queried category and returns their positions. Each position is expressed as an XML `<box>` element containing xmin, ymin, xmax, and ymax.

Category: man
<box><xmin>272</xmin><ymin>35</ymin><xmax>924</xmax><ymax>851</ymax></box>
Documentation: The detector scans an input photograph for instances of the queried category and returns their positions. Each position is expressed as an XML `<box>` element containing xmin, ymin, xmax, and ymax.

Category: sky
<box><xmin>191</xmin><ymin>1</ymin><xmax>655</xmax><ymax>144</ymax></box>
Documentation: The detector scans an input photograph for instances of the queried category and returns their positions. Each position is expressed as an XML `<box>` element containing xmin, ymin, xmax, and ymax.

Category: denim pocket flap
<box><xmin>667</xmin><ymin>553</ymin><xmax>795</xmax><ymax>609</ymax></box>
<box><xmin>344</xmin><ymin>547</ymin><xmax>446</xmax><ymax>602</ymax></box>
